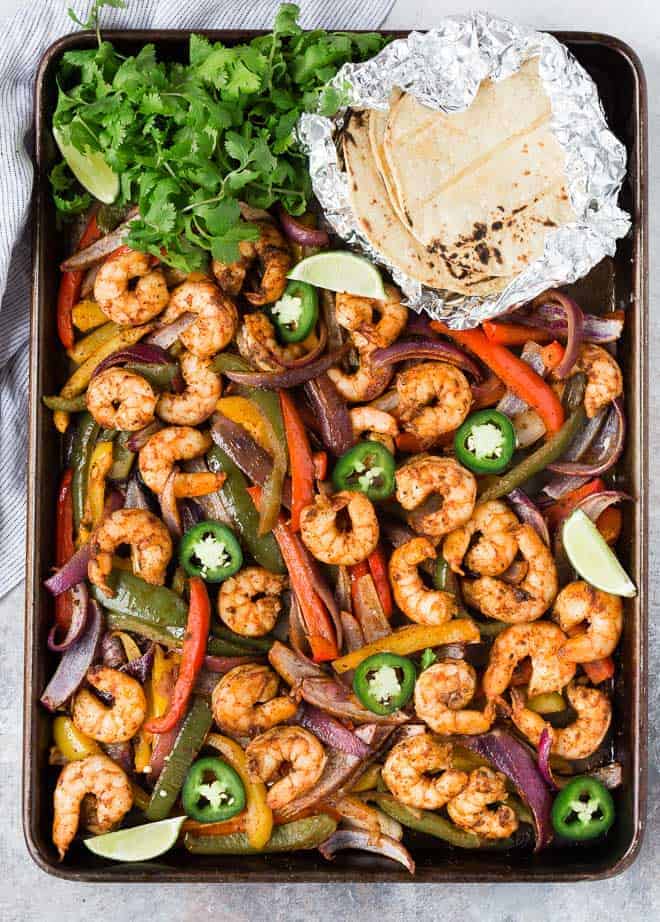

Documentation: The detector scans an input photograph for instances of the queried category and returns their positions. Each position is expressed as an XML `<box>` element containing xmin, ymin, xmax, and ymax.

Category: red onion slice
<box><xmin>304</xmin><ymin>374</ymin><xmax>355</xmax><ymax>457</ymax></box>
<box><xmin>127</xmin><ymin>420</ymin><xmax>163</xmax><ymax>452</ymax></box>
<box><xmin>44</xmin><ymin>542</ymin><xmax>92</xmax><ymax>596</ymax></box>
<box><xmin>370</xmin><ymin>338</ymin><xmax>484</xmax><ymax>382</ymax></box>
<box><xmin>92</xmin><ymin>344</ymin><xmax>174</xmax><ymax>378</ymax></box>
<box><xmin>537</xmin><ymin>727</ymin><xmax>559</xmax><ymax>791</ymax></box>
<box><xmin>124</xmin><ymin>473</ymin><xmax>153</xmax><ymax>510</ymax></box>
<box><xmin>47</xmin><ymin>583</ymin><xmax>89</xmax><ymax>651</ymax></box>
<box><xmin>498</xmin><ymin>342</ymin><xmax>546</xmax><ymax>417</ymax></box>
<box><xmin>278</xmin><ymin>207</ymin><xmax>329</xmax><ymax>246</ymax></box>
<box><xmin>511</xmin><ymin>303</ymin><xmax>624</xmax><ymax>344</ymax></box>
<box><xmin>60</xmin><ymin>211</ymin><xmax>138</xmax><ymax>271</ymax></box>
<box><xmin>547</xmin><ymin>399</ymin><xmax>625</xmax><ymax>477</ymax></box>
<box><xmin>300</xmin><ymin>677</ymin><xmax>408</xmax><ymax>726</ymax></box>
<box><xmin>576</xmin><ymin>490</ymin><xmax>633</xmax><ymax>522</ymax></box>
<box><xmin>203</xmin><ymin>654</ymin><xmax>265</xmax><ymax>674</ymax></box>
<box><xmin>507</xmin><ymin>489</ymin><xmax>550</xmax><ymax>546</ymax></box>
<box><xmin>160</xmin><ymin>470</ymin><xmax>182</xmax><ymax>539</ymax></box>
<box><xmin>146</xmin><ymin>312</ymin><xmax>196</xmax><ymax>349</ymax></box>
<box><xmin>222</xmin><ymin>344</ymin><xmax>349</xmax><ymax>390</ymax></box>
<box><xmin>542</xmin><ymin>473</ymin><xmax>591</xmax><ymax>502</ymax></box>
<box><xmin>40</xmin><ymin>600</ymin><xmax>104</xmax><ymax>711</ymax></box>
<box><xmin>121</xmin><ymin>643</ymin><xmax>155</xmax><ymax>683</ymax></box>
<box><xmin>319</xmin><ymin>829</ymin><xmax>415</xmax><ymax>874</ymax></box>
<box><xmin>300</xmin><ymin>704</ymin><xmax>372</xmax><ymax>757</ymax></box>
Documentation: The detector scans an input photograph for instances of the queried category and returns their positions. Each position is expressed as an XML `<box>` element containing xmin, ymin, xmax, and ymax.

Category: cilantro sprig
<box><xmin>51</xmin><ymin>3</ymin><xmax>387</xmax><ymax>269</ymax></box>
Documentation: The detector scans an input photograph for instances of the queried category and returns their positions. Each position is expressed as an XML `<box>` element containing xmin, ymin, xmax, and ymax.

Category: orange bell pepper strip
<box><xmin>540</xmin><ymin>341</ymin><xmax>565</xmax><ymax>372</ymax></box>
<box><xmin>431</xmin><ymin>322</ymin><xmax>565</xmax><ymax>435</ymax></box>
<box><xmin>543</xmin><ymin>478</ymin><xmax>606</xmax><ymax>532</ymax></box>
<box><xmin>54</xmin><ymin>469</ymin><xmax>74</xmax><ymax>632</ymax></box>
<box><xmin>482</xmin><ymin>320</ymin><xmax>552</xmax><ymax>347</ymax></box>
<box><xmin>596</xmin><ymin>506</ymin><xmax>623</xmax><ymax>545</ymax></box>
<box><xmin>366</xmin><ymin>547</ymin><xmax>393</xmax><ymax>619</ymax></box>
<box><xmin>57</xmin><ymin>213</ymin><xmax>102</xmax><ymax>349</ymax></box>
<box><xmin>333</xmin><ymin>621</ymin><xmax>480</xmax><ymax>674</ymax></box>
<box><xmin>144</xmin><ymin>578</ymin><xmax>210</xmax><ymax>734</ymax></box>
<box><xmin>279</xmin><ymin>390</ymin><xmax>314</xmax><ymax>532</ymax></box>
<box><xmin>206</xmin><ymin>733</ymin><xmax>273</xmax><ymax>849</ymax></box>
<box><xmin>582</xmin><ymin>657</ymin><xmax>615</xmax><ymax>685</ymax></box>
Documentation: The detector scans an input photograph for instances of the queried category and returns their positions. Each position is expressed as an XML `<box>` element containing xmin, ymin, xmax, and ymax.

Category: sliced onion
<box><xmin>121</xmin><ymin>643</ymin><xmax>155</xmax><ymax>683</ymax></box>
<box><xmin>576</xmin><ymin>490</ymin><xmax>633</xmax><ymax>523</ymax></box>
<box><xmin>300</xmin><ymin>704</ymin><xmax>372</xmax><ymax>757</ymax></box>
<box><xmin>81</xmin><ymin>263</ymin><xmax>100</xmax><ymax>298</ymax></box>
<box><xmin>458</xmin><ymin>730</ymin><xmax>553</xmax><ymax>851</ymax></box>
<box><xmin>278</xmin><ymin>207</ymin><xmax>329</xmax><ymax>246</ymax></box>
<box><xmin>339</xmin><ymin>611</ymin><xmax>365</xmax><ymax>653</ymax></box>
<box><xmin>203</xmin><ymin>654</ymin><xmax>265</xmax><ymax>673</ymax></box>
<box><xmin>351</xmin><ymin>572</ymin><xmax>391</xmax><ymax>643</ymax></box>
<box><xmin>498</xmin><ymin>342</ymin><xmax>546</xmax><ymax>417</ymax></box>
<box><xmin>319</xmin><ymin>829</ymin><xmax>415</xmax><ymax>875</ymax></box>
<box><xmin>513</xmin><ymin>409</ymin><xmax>546</xmax><ymax>449</ymax></box>
<box><xmin>160</xmin><ymin>470</ymin><xmax>182</xmax><ymax>539</ymax></box>
<box><xmin>223</xmin><ymin>344</ymin><xmax>349</xmax><ymax>390</ymax></box>
<box><xmin>60</xmin><ymin>212</ymin><xmax>138</xmax><ymax>271</ymax></box>
<box><xmin>542</xmin><ymin>292</ymin><xmax>584</xmax><ymax>378</ymax></box>
<box><xmin>92</xmin><ymin>344</ymin><xmax>175</xmax><ymax>379</ymax></box>
<box><xmin>40</xmin><ymin>600</ymin><xmax>104</xmax><ymax>711</ymax></box>
<box><xmin>548</xmin><ymin>399</ymin><xmax>625</xmax><ymax>476</ymax></box>
<box><xmin>100</xmin><ymin>631</ymin><xmax>127</xmax><ymax>669</ymax></box>
<box><xmin>288</xmin><ymin>596</ymin><xmax>310</xmax><ymax>658</ymax></box>
<box><xmin>127</xmin><ymin>420</ymin><xmax>163</xmax><ymax>452</ymax></box>
<box><xmin>555</xmin><ymin>762</ymin><xmax>623</xmax><ymax>791</ymax></box>
<box><xmin>181</xmin><ymin>499</ymin><xmax>204</xmax><ymax>534</ymax></box>
<box><xmin>47</xmin><ymin>583</ymin><xmax>89</xmax><ymax>651</ymax></box>
<box><xmin>404</xmin><ymin>312</ymin><xmax>436</xmax><ymax>338</ymax></box>
<box><xmin>542</xmin><ymin>473</ymin><xmax>591</xmax><ymax>502</ymax></box>
<box><xmin>300</xmin><ymin>677</ymin><xmax>408</xmax><ymax>725</ymax></box>
<box><xmin>182</xmin><ymin>457</ymin><xmax>233</xmax><ymax>526</ymax></box>
<box><xmin>511</xmin><ymin>303</ymin><xmax>624</xmax><ymax>344</ymax></box>
<box><xmin>370</xmin><ymin>338</ymin><xmax>484</xmax><ymax>382</ymax></box>
<box><xmin>304</xmin><ymin>374</ymin><xmax>355</xmax><ymax>457</ymax></box>
<box><xmin>547</xmin><ymin>405</ymin><xmax>607</xmax><ymax>468</ymax></box>
<box><xmin>268</xmin><ymin>640</ymin><xmax>325</xmax><ymax>686</ymax></box>
<box><xmin>507</xmin><ymin>489</ymin><xmax>550</xmax><ymax>546</ymax></box>
<box><xmin>537</xmin><ymin>727</ymin><xmax>559</xmax><ymax>791</ymax></box>
<box><xmin>44</xmin><ymin>542</ymin><xmax>91</xmax><ymax>596</ymax></box>
<box><xmin>102</xmin><ymin>741</ymin><xmax>134</xmax><ymax>774</ymax></box>
<box><xmin>146</xmin><ymin>312</ymin><xmax>196</xmax><ymax>349</ymax></box>
<box><xmin>124</xmin><ymin>473</ymin><xmax>154</xmax><ymax>509</ymax></box>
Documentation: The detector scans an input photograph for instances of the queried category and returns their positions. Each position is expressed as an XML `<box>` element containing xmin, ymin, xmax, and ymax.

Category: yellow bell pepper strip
<box><xmin>84</xmin><ymin>441</ymin><xmax>114</xmax><ymax>531</ymax></box>
<box><xmin>72</xmin><ymin>300</ymin><xmax>108</xmax><ymax>332</ymax></box>
<box><xmin>206</xmin><ymin>732</ymin><xmax>273</xmax><ymax>850</ymax></box>
<box><xmin>215</xmin><ymin>396</ymin><xmax>273</xmax><ymax>451</ymax></box>
<box><xmin>279</xmin><ymin>389</ymin><xmax>314</xmax><ymax>533</ymax></box>
<box><xmin>61</xmin><ymin>323</ymin><xmax>154</xmax><ymax>398</ymax></box>
<box><xmin>113</xmin><ymin>630</ymin><xmax>142</xmax><ymax>663</ymax></box>
<box><xmin>53</xmin><ymin>410</ymin><xmax>70</xmax><ymax>433</ymax></box>
<box><xmin>52</xmin><ymin>716</ymin><xmax>101</xmax><ymax>761</ymax></box>
<box><xmin>350</xmin><ymin>763</ymin><xmax>382</xmax><ymax>793</ymax></box>
<box><xmin>332</xmin><ymin>621</ymin><xmax>480</xmax><ymax>674</ymax></box>
<box><xmin>57</xmin><ymin>212</ymin><xmax>102</xmax><ymax>349</ymax></box>
<box><xmin>67</xmin><ymin>321</ymin><xmax>119</xmax><ymax>366</ymax></box>
<box><xmin>133</xmin><ymin>644</ymin><xmax>180</xmax><ymax>773</ymax></box>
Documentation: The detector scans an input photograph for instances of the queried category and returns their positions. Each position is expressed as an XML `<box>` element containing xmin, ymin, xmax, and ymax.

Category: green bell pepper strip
<box><xmin>145</xmin><ymin>697</ymin><xmax>213</xmax><ymax>822</ymax></box>
<box><xmin>123</xmin><ymin>360</ymin><xmax>180</xmax><ymax>391</ymax></box>
<box><xmin>104</xmin><ymin>612</ymin><xmax>255</xmax><ymax>657</ymax></box>
<box><xmin>43</xmin><ymin>393</ymin><xmax>87</xmax><ymax>413</ymax></box>
<box><xmin>454</xmin><ymin>409</ymin><xmax>516</xmax><ymax>475</ymax></box>
<box><xmin>207</xmin><ymin>446</ymin><xmax>285</xmax><ymax>574</ymax></box>
<box><xmin>268</xmin><ymin>280</ymin><xmax>318</xmax><ymax>344</ymax></box>
<box><xmin>551</xmin><ymin>776</ymin><xmax>615</xmax><ymax>841</ymax></box>
<box><xmin>332</xmin><ymin>440</ymin><xmax>396</xmax><ymax>501</ymax></box>
<box><xmin>184</xmin><ymin>814</ymin><xmax>337</xmax><ymax>854</ymax></box>
<box><xmin>70</xmin><ymin>411</ymin><xmax>100</xmax><ymax>532</ymax></box>
<box><xmin>179</xmin><ymin>521</ymin><xmax>243</xmax><ymax>582</ymax></box>
<box><xmin>352</xmin><ymin>652</ymin><xmax>416</xmax><ymax>715</ymax></box>
<box><xmin>182</xmin><ymin>756</ymin><xmax>246</xmax><ymax>823</ymax></box>
<box><xmin>109</xmin><ymin>432</ymin><xmax>135</xmax><ymax>480</ymax></box>
<box><xmin>211</xmin><ymin>624</ymin><xmax>274</xmax><ymax>653</ymax></box>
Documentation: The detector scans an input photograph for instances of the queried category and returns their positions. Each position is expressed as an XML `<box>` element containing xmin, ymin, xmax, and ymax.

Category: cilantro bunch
<box><xmin>51</xmin><ymin>2</ymin><xmax>386</xmax><ymax>269</ymax></box>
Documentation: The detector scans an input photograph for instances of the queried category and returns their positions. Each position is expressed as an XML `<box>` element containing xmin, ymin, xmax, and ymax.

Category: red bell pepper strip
<box><xmin>582</xmin><ymin>657</ymin><xmax>615</xmax><ymax>684</ymax></box>
<box><xmin>57</xmin><ymin>213</ymin><xmax>102</xmax><ymax>349</ymax></box>
<box><xmin>55</xmin><ymin>469</ymin><xmax>75</xmax><ymax>631</ymax></box>
<box><xmin>144</xmin><ymin>577</ymin><xmax>211</xmax><ymax>734</ymax></box>
<box><xmin>431</xmin><ymin>322</ymin><xmax>565</xmax><ymax>435</ymax></box>
<box><xmin>540</xmin><ymin>341</ymin><xmax>565</xmax><ymax>372</ymax></box>
<box><xmin>366</xmin><ymin>546</ymin><xmax>393</xmax><ymax>619</ymax></box>
<box><xmin>482</xmin><ymin>320</ymin><xmax>552</xmax><ymax>347</ymax></box>
<box><xmin>543</xmin><ymin>478</ymin><xmax>606</xmax><ymax>532</ymax></box>
<box><xmin>279</xmin><ymin>390</ymin><xmax>315</xmax><ymax>532</ymax></box>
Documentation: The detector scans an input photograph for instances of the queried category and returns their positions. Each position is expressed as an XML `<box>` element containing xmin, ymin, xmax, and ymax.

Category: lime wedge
<box><xmin>53</xmin><ymin>124</ymin><xmax>119</xmax><ymax>205</ymax></box>
<box><xmin>288</xmin><ymin>251</ymin><xmax>386</xmax><ymax>299</ymax></box>
<box><xmin>562</xmin><ymin>509</ymin><xmax>636</xmax><ymax>597</ymax></box>
<box><xmin>83</xmin><ymin>816</ymin><xmax>185</xmax><ymax>862</ymax></box>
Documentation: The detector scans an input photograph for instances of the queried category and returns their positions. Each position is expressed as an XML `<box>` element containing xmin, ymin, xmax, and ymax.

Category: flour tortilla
<box><xmin>342</xmin><ymin>110</ymin><xmax>508</xmax><ymax>297</ymax></box>
<box><xmin>383</xmin><ymin>59</ymin><xmax>575</xmax><ymax>276</ymax></box>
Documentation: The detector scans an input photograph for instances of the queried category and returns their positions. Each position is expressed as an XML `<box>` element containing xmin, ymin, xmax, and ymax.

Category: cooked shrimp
<box><xmin>94</xmin><ymin>249</ymin><xmax>169</xmax><ymax>325</ymax></box>
<box><xmin>462</xmin><ymin>525</ymin><xmax>558</xmax><ymax>622</ymax></box>
<box><xmin>219</xmin><ymin>567</ymin><xmax>288</xmax><ymax>637</ymax></box>
<box><xmin>575</xmin><ymin>344</ymin><xmax>623</xmax><ymax>418</ymax></box>
<box><xmin>246</xmin><ymin>726</ymin><xmax>326</xmax><ymax>811</ymax></box>
<box><xmin>443</xmin><ymin>500</ymin><xmax>519</xmax><ymax>577</ymax></box>
<box><xmin>510</xmin><ymin>682</ymin><xmax>612</xmax><ymax>760</ymax></box>
<box><xmin>327</xmin><ymin>341</ymin><xmax>393</xmax><ymax>403</ymax></box>
<box><xmin>388</xmin><ymin>537</ymin><xmax>456</xmax><ymax>624</ymax></box>
<box><xmin>395</xmin><ymin>455</ymin><xmax>477</xmax><ymax>539</ymax></box>
<box><xmin>382</xmin><ymin>734</ymin><xmax>468</xmax><ymax>810</ymax></box>
<box><xmin>350</xmin><ymin>406</ymin><xmax>399</xmax><ymax>454</ymax></box>
<box><xmin>161</xmin><ymin>278</ymin><xmax>238</xmax><ymax>358</ymax></box>
<box><xmin>482</xmin><ymin>622</ymin><xmax>576</xmax><ymax>699</ymax></box>
<box><xmin>414</xmin><ymin>660</ymin><xmax>496</xmax><ymax>736</ymax></box>
<box><xmin>86</xmin><ymin>367</ymin><xmax>157</xmax><ymax>432</ymax></box>
<box><xmin>157</xmin><ymin>352</ymin><xmax>221</xmax><ymax>426</ymax></box>
<box><xmin>52</xmin><ymin>754</ymin><xmax>133</xmax><ymax>860</ymax></box>
<box><xmin>447</xmin><ymin>768</ymin><xmax>518</xmax><ymax>840</ymax></box>
<box><xmin>553</xmin><ymin>580</ymin><xmax>623</xmax><ymax>663</ymax></box>
<box><xmin>88</xmin><ymin>508</ymin><xmax>172</xmax><ymax>597</ymax></box>
<box><xmin>211</xmin><ymin>663</ymin><xmax>297</xmax><ymax>737</ymax></box>
<box><xmin>139</xmin><ymin>425</ymin><xmax>220</xmax><ymax>496</ymax></box>
<box><xmin>396</xmin><ymin>361</ymin><xmax>472</xmax><ymax>448</ymax></box>
<box><xmin>213</xmin><ymin>221</ymin><xmax>291</xmax><ymax>305</ymax></box>
<box><xmin>299</xmin><ymin>490</ymin><xmax>379</xmax><ymax>565</ymax></box>
<box><xmin>335</xmin><ymin>284</ymin><xmax>408</xmax><ymax>348</ymax></box>
<box><xmin>237</xmin><ymin>312</ymin><xmax>306</xmax><ymax>371</ymax></box>
<box><xmin>72</xmin><ymin>667</ymin><xmax>147</xmax><ymax>744</ymax></box>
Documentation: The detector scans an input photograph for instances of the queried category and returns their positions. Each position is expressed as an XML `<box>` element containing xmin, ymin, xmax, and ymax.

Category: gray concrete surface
<box><xmin>1</xmin><ymin>0</ymin><xmax>657</xmax><ymax>918</ymax></box>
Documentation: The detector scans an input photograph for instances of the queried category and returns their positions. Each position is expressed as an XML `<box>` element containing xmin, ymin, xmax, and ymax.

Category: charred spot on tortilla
<box><xmin>492</xmin><ymin>220</ymin><xmax>503</xmax><ymax>231</ymax></box>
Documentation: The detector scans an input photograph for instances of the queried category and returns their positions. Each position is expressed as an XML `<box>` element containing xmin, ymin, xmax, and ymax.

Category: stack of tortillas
<box><xmin>342</xmin><ymin>59</ymin><xmax>575</xmax><ymax>297</ymax></box>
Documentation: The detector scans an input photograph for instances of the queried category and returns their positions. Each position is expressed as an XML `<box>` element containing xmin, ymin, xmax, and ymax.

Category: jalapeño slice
<box><xmin>182</xmin><ymin>756</ymin><xmax>246</xmax><ymax>823</ymax></box>
<box><xmin>551</xmin><ymin>776</ymin><xmax>615</xmax><ymax>841</ymax></box>
<box><xmin>454</xmin><ymin>409</ymin><xmax>516</xmax><ymax>474</ymax></box>
<box><xmin>353</xmin><ymin>652</ymin><xmax>416</xmax><ymax>715</ymax></box>
<box><xmin>179</xmin><ymin>522</ymin><xmax>243</xmax><ymax>583</ymax></box>
<box><xmin>269</xmin><ymin>280</ymin><xmax>318</xmax><ymax>344</ymax></box>
<box><xmin>332</xmin><ymin>440</ymin><xmax>396</xmax><ymax>501</ymax></box>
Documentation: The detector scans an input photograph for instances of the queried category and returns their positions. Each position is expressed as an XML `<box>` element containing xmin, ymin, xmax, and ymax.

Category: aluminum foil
<box><xmin>297</xmin><ymin>11</ymin><xmax>630</xmax><ymax>329</ymax></box>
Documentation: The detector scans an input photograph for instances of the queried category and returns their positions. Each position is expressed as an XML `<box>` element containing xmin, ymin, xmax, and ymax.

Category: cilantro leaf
<box><xmin>419</xmin><ymin>649</ymin><xmax>437</xmax><ymax>672</ymax></box>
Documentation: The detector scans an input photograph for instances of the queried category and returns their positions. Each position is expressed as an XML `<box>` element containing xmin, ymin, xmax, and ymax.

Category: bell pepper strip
<box><xmin>313</xmin><ymin>451</ymin><xmax>328</xmax><ymax>481</ymax></box>
<box><xmin>350</xmin><ymin>764</ymin><xmax>382</xmax><ymax>794</ymax></box>
<box><xmin>252</xmin><ymin>400</ymin><xmax>287</xmax><ymax>536</ymax></box>
<box><xmin>57</xmin><ymin>212</ymin><xmax>102</xmax><ymax>349</ymax></box>
<box><xmin>596</xmin><ymin>506</ymin><xmax>623</xmax><ymax>545</ymax></box>
<box><xmin>183</xmin><ymin>813</ymin><xmax>247</xmax><ymax>836</ymax></box>
<box><xmin>543</xmin><ymin>478</ymin><xmax>606</xmax><ymax>532</ymax></box>
<box><xmin>366</xmin><ymin>793</ymin><xmax>490</xmax><ymax>850</ymax></box>
<box><xmin>61</xmin><ymin>323</ymin><xmax>154</xmax><ymax>399</ymax></box>
<box><xmin>133</xmin><ymin>643</ymin><xmax>179</xmax><ymax>773</ymax></box>
<box><xmin>215</xmin><ymin>396</ymin><xmax>273</xmax><ymax>451</ymax></box>
<box><xmin>332</xmin><ymin>621</ymin><xmax>480</xmax><ymax>674</ymax></box>
<box><xmin>70</xmin><ymin>411</ymin><xmax>100</xmax><ymax>535</ymax></box>
<box><xmin>540</xmin><ymin>341</ymin><xmax>566</xmax><ymax>372</ymax></box>
<box><xmin>279</xmin><ymin>389</ymin><xmax>314</xmax><ymax>532</ymax></box>
<box><xmin>54</xmin><ymin>470</ymin><xmax>75</xmax><ymax>632</ymax></box>
<box><xmin>482</xmin><ymin>320</ymin><xmax>553</xmax><ymax>347</ymax></box>
<box><xmin>84</xmin><ymin>441</ymin><xmax>114</xmax><ymax>531</ymax></box>
<box><xmin>53</xmin><ymin>410</ymin><xmax>70</xmax><ymax>433</ymax></box>
<box><xmin>582</xmin><ymin>657</ymin><xmax>615</xmax><ymax>685</ymax></box>
<box><xmin>67</xmin><ymin>321</ymin><xmax>119</xmax><ymax>366</ymax></box>
<box><xmin>144</xmin><ymin>578</ymin><xmax>211</xmax><ymax>735</ymax></box>
<box><xmin>130</xmin><ymin>782</ymin><xmax>152</xmax><ymax>812</ymax></box>
<box><xmin>72</xmin><ymin>300</ymin><xmax>107</xmax><ymax>332</ymax></box>
<box><xmin>206</xmin><ymin>732</ymin><xmax>273</xmax><ymax>849</ymax></box>
<box><xmin>184</xmin><ymin>814</ymin><xmax>336</xmax><ymax>855</ymax></box>
<box><xmin>367</xmin><ymin>547</ymin><xmax>393</xmax><ymax>619</ymax></box>
<box><xmin>431</xmin><ymin>322</ymin><xmax>565</xmax><ymax>435</ymax></box>
<box><xmin>52</xmin><ymin>715</ymin><xmax>100</xmax><ymax>762</ymax></box>
<box><xmin>43</xmin><ymin>394</ymin><xmax>88</xmax><ymax>414</ymax></box>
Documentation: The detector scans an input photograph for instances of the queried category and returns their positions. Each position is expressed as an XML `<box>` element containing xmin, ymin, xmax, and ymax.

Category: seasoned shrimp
<box><xmin>443</xmin><ymin>501</ymin><xmax>519</xmax><ymax>577</ymax></box>
<box><xmin>157</xmin><ymin>352</ymin><xmax>221</xmax><ymax>426</ymax></box>
<box><xmin>382</xmin><ymin>734</ymin><xmax>468</xmax><ymax>810</ymax></box>
<box><xmin>396</xmin><ymin>361</ymin><xmax>472</xmax><ymax>448</ymax></box>
<box><xmin>482</xmin><ymin>622</ymin><xmax>576</xmax><ymax>699</ymax></box>
<box><xmin>211</xmin><ymin>663</ymin><xmax>297</xmax><ymax>737</ymax></box>
<box><xmin>212</xmin><ymin>221</ymin><xmax>291</xmax><ymax>305</ymax></box>
<box><xmin>335</xmin><ymin>284</ymin><xmax>408</xmax><ymax>348</ymax></box>
<box><xmin>161</xmin><ymin>279</ymin><xmax>238</xmax><ymax>358</ymax></box>
<box><xmin>52</xmin><ymin>755</ymin><xmax>133</xmax><ymax>860</ymax></box>
<box><xmin>447</xmin><ymin>768</ymin><xmax>518</xmax><ymax>840</ymax></box>
<box><xmin>388</xmin><ymin>537</ymin><xmax>457</xmax><ymax>624</ymax></box>
<box><xmin>395</xmin><ymin>455</ymin><xmax>477</xmax><ymax>539</ymax></box>
<box><xmin>510</xmin><ymin>682</ymin><xmax>612</xmax><ymax>760</ymax></box>
<box><xmin>462</xmin><ymin>525</ymin><xmax>558</xmax><ymax>622</ymax></box>
<box><xmin>72</xmin><ymin>667</ymin><xmax>147</xmax><ymax>744</ymax></box>
<box><xmin>350</xmin><ymin>406</ymin><xmax>399</xmax><ymax>454</ymax></box>
<box><xmin>86</xmin><ymin>367</ymin><xmax>157</xmax><ymax>431</ymax></box>
<box><xmin>139</xmin><ymin>426</ymin><xmax>222</xmax><ymax>496</ymax></box>
<box><xmin>327</xmin><ymin>341</ymin><xmax>393</xmax><ymax>403</ymax></box>
<box><xmin>575</xmin><ymin>344</ymin><xmax>623</xmax><ymax>418</ymax></box>
<box><xmin>94</xmin><ymin>249</ymin><xmax>169</xmax><ymax>325</ymax></box>
<box><xmin>553</xmin><ymin>580</ymin><xmax>623</xmax><ymax>663</ymax></box>
<box><xmin>237</xmin><ymin>312</ymin><xmax>306</xmax><ymax>371</ymax></box>
<box><xmin>88</xmin><ymin>508</ymin><xmax>172</xmax><ymax>597</ymax></box>
<box><xmin>300</xmin><ymin>490</ymin><xmax>379</xmax><ymax>565</ymax></box>
<box><xmin>414</xmin><ymin>660</ymin><xmax>496</xmax><ymax>736</ymax></box>
<box><xmin>246</xmin><ymin>726</ymin><xmax>326</xmax><ymax>811</ymax></box>
<box><xmin>219</xmin><ymin>567</ymin><xmax>288</xmax><ymax>637</ymax></box>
